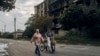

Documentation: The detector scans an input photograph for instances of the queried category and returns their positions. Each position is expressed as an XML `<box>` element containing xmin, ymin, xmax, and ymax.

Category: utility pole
<box><xmin>2</xmin><ymin>29</ymin><xmax>3</xmax><ymax>33</ymax></box>
<box><xmin>4</xmin><ymin>25</ymin><xmax>6</xmax><ymax>32</ymax></box>
<box><xmin>14</xmin><ymin>17</ymin><xmax>16</xmax><ymax>38</ymax></box>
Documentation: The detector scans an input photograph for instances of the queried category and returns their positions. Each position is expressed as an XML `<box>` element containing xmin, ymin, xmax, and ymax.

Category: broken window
<box><xmin>84</xmin><ymin>0</ymin><xmax>91</xmax><ymax>6</ymax></box>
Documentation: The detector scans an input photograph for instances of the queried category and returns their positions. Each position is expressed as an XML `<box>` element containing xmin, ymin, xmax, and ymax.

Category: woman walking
<box><xmin>30</xmin><ymin>29</ymin><xmax>44</xmax><ymax>56</ymax></box>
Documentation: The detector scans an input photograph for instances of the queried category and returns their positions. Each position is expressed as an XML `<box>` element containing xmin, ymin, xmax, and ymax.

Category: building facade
<box><xmin>34</xmin><ymin>1</ymin><xmax>46</xmax><ymax>16</ymax></box>
<box><xmin>34</xmin><ymin>0</ymin><xmax>99</xmax><ymax>32</ymax></box>
<box><xmin>13</xmin><ymin>29</ymin><xmax>23</xmax><ymax>38</ymax></box>
<box><xmin>47</xmin><ymin>0</ymin><xmax>99</xmax><ymax>17</ymax></box>
<box><xmin>47</xmin><ymin>0</ymin><xmax>68</xmax><ymax>17</ymax></box>
<box><xmin>35</xmin><ymin>0</ymin><xmax>99</xmax><ymax>17</ymax></box>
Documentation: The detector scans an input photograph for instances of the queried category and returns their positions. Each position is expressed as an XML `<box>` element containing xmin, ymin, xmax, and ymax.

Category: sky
<box><xmin>0</xmin><ymin>0</ymin><xmax>43</xmax><ymax>32</ymax></box>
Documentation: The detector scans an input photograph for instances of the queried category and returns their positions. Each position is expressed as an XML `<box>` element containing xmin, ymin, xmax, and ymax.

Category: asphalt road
<box><xmin>0</xmin><ymin>39</ymin><xmax>100</xmax><ymax>56</ymax></box>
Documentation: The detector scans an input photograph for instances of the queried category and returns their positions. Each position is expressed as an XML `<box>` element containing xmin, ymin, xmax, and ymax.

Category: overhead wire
<box><xmin>0</xmin><ymin>6</ymin><xmax>33</xmax><ymax>32</ymax></box>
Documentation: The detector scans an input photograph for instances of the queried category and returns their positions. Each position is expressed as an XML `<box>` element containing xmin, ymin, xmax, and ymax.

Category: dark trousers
<box><xmin>35</xmin><ymin>45</ymin><xmax>41</xmax><ymax>56</ymax></box>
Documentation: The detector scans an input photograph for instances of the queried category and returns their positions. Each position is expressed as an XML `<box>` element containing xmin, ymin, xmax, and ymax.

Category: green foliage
<box><xmin>59</xmin><ymin>5</ymin><xmax>100</xmax><ymax>39</ymax></box>
<box><xmin>0</xmin><ymin>0</ymin><xmax>15</xmax><ymax>11</ymax></box>
<box><xmin>1</xmin><ymin>32</ymin><xmax>13</xmax><ymax>39</ymax></box>
<box><xmin>59</xmin><ymin>5</ymin><xmax>85</xmax><ymax>30</ymax></box>
<box><xmin>32</xmin><ymin>16</ymin><xmax>52</xmax><ymax>33</ymax></box>
<box><xmin>23</xmin><ymin>26</ymin><xmax>34</xmax><ymax>38</ymax></box>
<box><xmin>86</xmin><ymin>9</ymin><xmax>100</xmax><ymax>39</ymax></box>
<box><xmin>24</xmin><ymin>15</ymin><xmax>52</xmax><ymax>38</ymax></box>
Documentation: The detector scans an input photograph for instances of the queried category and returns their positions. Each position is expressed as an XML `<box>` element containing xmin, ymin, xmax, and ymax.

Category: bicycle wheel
<box><xmin>51</xmin><ymin>44</ymin><xmax>55</xmax><ymax>53</ymax></box>
<box><xmin>51</xmin><ymin>40</ymin><xmax>56</xmax><ymax>53</ymax></box>
<box><xmin>40</xmin><ymin>43</ymin><xmax>45</xmax><ymax>51</ymax></box>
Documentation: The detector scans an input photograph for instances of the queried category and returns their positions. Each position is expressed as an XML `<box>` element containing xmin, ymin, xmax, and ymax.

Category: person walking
<box><xmin>30</xmin><ymin>29</ymin><xmax>44</xmax><ymax>56</ymax></box>
<box><xmin>45</xmin><ymin>28</ymin><xmax>54</xmax><ymax>51</ymax></box>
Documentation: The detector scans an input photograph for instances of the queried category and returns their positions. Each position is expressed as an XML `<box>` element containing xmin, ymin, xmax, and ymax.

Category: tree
<box><xmin>86</xmin><ymin>9</ymin><xmax>100</xmax><ymax>39</ymax></box>
<box><xmin>24</xmin><ymin>15</ymin><xmax>52</xmax><ymax>38</ymax></box>
<box><xmin>1</xmin><ymin>32</ymin><xmax>13</xmax><ymax>39</ymax></box>
<box><xmin>59</xmin><ymin>4</ymin><xmax>100</xmax><ymax>39</ymax></box>
<box><xmin>59</xmin><ymin>5</ymin><xmax>85</xmax><ymax>30</ymax></box>
<box><xmin>23</xmin><ymin>26</ymin><xmax>34</xmax><ymax>38</ymax></box>
<box><xmin>32</xmin><ymin>16</ymin><xmax>52</xmax><ymax>33</ymax></box>
<box><xmin>24</xmin><ymin>14</ymin><xmax>35</xmax><ymax>38</ymax></box>
<box><xmin>0</xmin><ymin>0</ymin><xmax>16</xmax><ymax>11</ymax></box>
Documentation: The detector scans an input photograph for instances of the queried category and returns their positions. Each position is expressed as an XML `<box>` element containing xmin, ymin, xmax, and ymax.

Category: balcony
<box><xmin>49</xmin><ymin>0</ymin><xmax>58</xmax><ymax>4</ymax></box>
<box><xmin>49</xmin><ymin>1</ymin><xmax>68</xmax><ymax>13</ymax></box>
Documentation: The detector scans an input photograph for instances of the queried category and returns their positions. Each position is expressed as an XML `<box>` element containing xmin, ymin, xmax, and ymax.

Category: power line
<box><xmin>0</xmin><ymin>20</ymin><xmax>6</xmax><ymax>32</ymax></box>
<box><xmin>0</xmin><ymin>21</ymin><xmax>5</xmax><ymax>25</ymax></box>
<box><xmin>0</xmin><ymin>17</ymin><xmax>25</xmax><ymax>27</ymax></box>
<box><xmin>0</xmin><ymin>18</ymin><xmax>15</xmax><ymax>32</ymax></box>
<box><xmin>0</xmin><ymin>7</ymin><xmax>31</xmax><ymax>32</ymax></box>
<box><xmin>15</xmin><ymin>7</ymin><xmax>34</xmax><ymax>11</ymax></box>
<box><xmin>16</xmin><ymin>20</ymin><xmax>24</xmax><ymax>25</ymax></box>
<box><xmin>0</xmin><ymin>20</ymin><xmax>5</xmax><ymax>24</ymax></box>
<box><xmin>4</xmin><ymin>25</ymin><xmax>6</xmax><ymax>32</ymax></box>
<box><xmin>0</xmin><ymin>19</ymin><xmax>25</xmax><ymax>32</ymax></box>
<box><xmin>0</xmin><ymin>19</ymin><xmax>14</xmax><ymax>28</ymax></box>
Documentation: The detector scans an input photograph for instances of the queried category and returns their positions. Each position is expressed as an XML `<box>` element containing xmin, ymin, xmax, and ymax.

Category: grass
<box><xmin>55</xmin><ymin>35</ymin><xmax>100</xmax><ymax>46</ymax></box>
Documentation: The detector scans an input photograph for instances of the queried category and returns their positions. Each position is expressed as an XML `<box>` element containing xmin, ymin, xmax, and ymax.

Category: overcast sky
<box><xmin>0</xmin><ymin>0</ymin><xmax>43</xmax><ymax>32</ymax></box>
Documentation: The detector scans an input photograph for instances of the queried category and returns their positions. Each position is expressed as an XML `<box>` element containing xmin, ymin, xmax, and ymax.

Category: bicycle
<box><xmin>40</xmin><ymin>38</ymin><xmax>56</xmax><ymax>53</ymax></box>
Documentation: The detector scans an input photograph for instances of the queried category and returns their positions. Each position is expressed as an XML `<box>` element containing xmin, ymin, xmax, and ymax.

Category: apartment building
<box><xmin>47</xmin><ymin>0</ymin><xmax>100</xmax><ymax>17</ymax></box>
<box><xmin>96</xmin><ymin>0</ymin><xmax>100</xmax><ymax>7</ymax></box>
<box><xmin>34</xmin><ymin>0</ymin><xmax>99</xmax><ymax>31</ymax></box>
<box><xmin>34</xmin><ymin>1</ymin><xmax>46</xmax><ymax>16</ymax></box>
<box><xmin>47</xmin><ymin>0</ymin><xmax>69</xmax><ymax>17</ymax></box>
<box><xmin>35</xmin><ymin>0</ymin><xmax>99</xmax><ymax>16</ymax></box>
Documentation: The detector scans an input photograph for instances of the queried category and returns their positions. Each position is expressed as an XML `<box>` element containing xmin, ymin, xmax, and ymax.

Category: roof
<box><xmin>34</xmin><ymin>1</ymin><xmax>45</xmax><ymax>7</ymax></box>
<box><xmin>13</xmin><ymin>29</ymin><xmax>24</xmax><ymax>33</ymax></box>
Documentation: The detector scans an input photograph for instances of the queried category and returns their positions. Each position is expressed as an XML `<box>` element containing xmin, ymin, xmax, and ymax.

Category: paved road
<box><xmin>0</xmin><ymin>39</ymin><xmax>100</xmax><ymax>56</ymax></box>
<box><xmin>0</xmin><ymin>43</ymin><xmax>8</xmax><ymax>56</ymax></box>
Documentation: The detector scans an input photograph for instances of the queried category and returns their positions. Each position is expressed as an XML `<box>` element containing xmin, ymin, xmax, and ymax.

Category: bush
<box><xmin>1</xmin><ymin>32</ymin><xmax>13</xmax><ymax>39</ymax></box>
<box><xmin>59</xmin><ymin>4</ymin><xmax>100</xmax><ymax>39</ymax></box>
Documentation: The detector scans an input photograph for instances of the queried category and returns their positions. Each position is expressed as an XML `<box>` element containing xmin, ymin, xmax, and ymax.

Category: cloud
<box><xmin>5</xmin><ymin>13</ymin><xmax>10</xmax><ymax>17</ymax></box>
<box><xmin>24</xmin><ymin>1</ymin><xmax>34</xmax><ymax>6</ymax></box>
<box><xmin>0</xmin><ymin>0</ymin><xmax>44</xmax><ymax>32</ymax></box>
